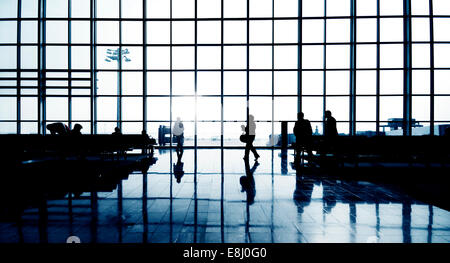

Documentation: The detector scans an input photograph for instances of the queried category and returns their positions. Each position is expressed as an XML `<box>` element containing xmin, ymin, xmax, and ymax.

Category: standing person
<box><xmin>324</xmin><ymin>110</ymin><xmax>338</xmax><ymax>154</ymax></box>
<box><xmin>293</xmin><ymin>112</ymin><xmax>313</xmax><ymax>161</ymax></box>
<box><xmin>244</xmin><ymin>114</ymin><xmax>260</xmax><ymax>161</ymax></box>
<box><xmin>324</xmin><ymin>110</ymin><xmax>338</xmax><ymax>137</ymax></box>
<box><xmin>173</xmin><ymin>117</ymin><xmax>184</xmax><ymax>159</ymax></box>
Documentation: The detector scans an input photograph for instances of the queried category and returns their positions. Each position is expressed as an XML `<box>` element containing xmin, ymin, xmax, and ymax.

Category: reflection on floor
<box><xmin>0</xmin><ymin>149</ymin><xmax>449</xmax><ymax>243</ymax></box>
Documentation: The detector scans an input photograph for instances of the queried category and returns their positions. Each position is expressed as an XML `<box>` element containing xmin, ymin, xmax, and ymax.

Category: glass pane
<box><xmin>72</xmin><ymin>46</ymin><xmax>90</xmax><ymax>69</ymax></box>
<box><xmin>72</xmin><ymin>21</ymin><xmax>90</xmax><ymax>44</ymax></box>
<box><xmin>224</xmin><ymin>46</ymin><xmax>247</xmax><ymax>69</ymax></box>
<box><xmin>198</xmin><ymin>0</ymin><xmax>221</xmax><ymax>18</ymax></box>
<box><xmin>147</xmin><ymin>47</ymin><xmax>170</xmax><ymax>69</ymax></box>
<box><xmin>435</xmin><ymin>70</ymin><xmax>450</xmax><ymax>95</ymax></box>
<box><xmin>412</xmin><ymin>70</ymin><xmax>430</xmax><ymax>94</ymax></box>
<box><xmin>0</xmin><ymin>0</ymin><xmax>17</xmax><ymax>18</ymax></box>
<box><xmin>326</xmin><ymin>96</ymin><xmax>349</xmax><ymax>121</ymax></box>
<box><xmin>380</xmin><ymin>18</ymin><xmax>403</xmax><ymax>42</ymax></box>
<box><xmin>380</xmin><ymin>44</ymin><xmax>403</xmax><ymax>68</ymax></box>
<box><xmin>274</xmin><ymin>20</ymin><xmax>297</xmax><ymax>43</ymax></box>
<box><xmin>380</xmin><ymin>0</ymin><xmax>403</xmax><ymax>16</ymax></box>
<box><xmin>147</xmin><ymin>97</ymin><xmax>170</xmax><ymax>121</ymax></box>
<box><xmin>327</xmin><ymin>19</ymin><xmax>350</xmax><ymax>43</ymax></box>
<box><xmin>302</xmin><ymin>45</ymin><xmax>324</xmax><ymax>69</ymax></box>
<box><xmin>326</xmin><ymin>45</ymin><xmax>350</xmax><ymax>69</ymax></box>
<box><xmin>435</xmin><ymin>96</ymin><xmax>450</xmax><ymax>121</ymax></box>
<box><xmin>172</xmin><ymin>21</ymin><xmax>195</xmax><ymax>44</ymax></box>
<box><xmin>274</xmin><ymin>71</ymin><xmax>297</xmax><ymax>95</ymax></box>
<box><xmin>224</xmin><ymin>0</ymin><xmax>247</xmax><ymax>18</ymax></box>
<box><xmin>433</xmin><ymin>0</ymin><xmax>450</xmax><ymax>16</ymax></box>
<box><xmin>250</xmin><ymin>46</ymin><xmax>272</xmax><ymax>69</ymax></box>
<box><xmin>46</xmin><ymin>0</ymin><xmax>68</xmax><ymax>18</ymax></box>
<box><xmin>122</xmin><ymin>0</ymin><xmax>142</xmax><ymax>18</ymax></box>
<box><xmin>97</xmin><ymin>71</ymin><xmax>118</xmax><ymax>95</ymax></box>
<box><xmin>357</xmin><ymin>19</ymin><xmax>377</xmax><ymax>43</ymax></box>
<box><xmin>274</xmin><ymin>97</ymin><xmax>297</xmax><ymax>121</ymax></box>
<box><xmin>411</xmin><ymin>0</ymin><xmax>429</xmax><ymax>15</ymax></box>
<box><xmin>198</xmin><ymin>21</ymin><xmax>221</xmax><ymax>44</ymax></box>
<box><xmin>22</xmin><ymin>0</ymin><xmax>38</xmax><ymax>18</ymax></box>
<box><xmin>356</xmin><ymin>0</ymin><xmax>377</xmax><ymax>16</ymax></box>
<box><xmin>0</xmin><ymin>46</ymin><xmax>16</xmax><ymax>69</ymax></box>
<box><xmin>72</xmin><ymin>97</ymin><xmax>91</xmax><ymax>120</ymax></box>
<box><xmin>380</xmin><ymin>70</ymin><xmax>403</xmax><ymax>94</ymax></box>
<box><xmin>122</xmin><ymin>47</ymin><xmax>143</xmax><ymax>70</ymax></box>
<box><xmin>434</xmin><ymin>19</ymin><xmax>450</xmax><ymax>41</ymax></box>
<box><xmin>302</xmin><ymin>20</ymin><xmax>324</xmax><ymax>43</ymax></box>
<box><xmin>274</xmin><ymin>0</ymin><xmax>298</xmax><ymax>17</ymax></box>
<box><xmin>250</xmin><ymin>20</ymin><xmax>272</xmax><ymax>43</ymax></box>
<box><xmin>172</xmin><ymin>0</ymin><xmax>194</xmax><ymax>18</ymax></box>
<box><xmin>172</xmin><ymin>72</ymin><xmax>194</xmax><ymax>95</ymax></box>
<box><xmin>412</xmin><ymin>96</ymin><xmax>430</xmax><ymax>121</ymax></box>
<box><xmin>412</xmin><ymin>44</ymin><xmax>430</xmax><ymax>68</ymax></box>
<box><xmin>198</xmin><ymin>72</ymin><xmax>220</xmax><ymax>95</ymax></box>
<box><xmin>0</xmin><ymin>97</ymin><xmax>16</xmax><ymax>120</ymax></box>
<box><xmin>356</xmin><ymin>44</ymin><xmax>377</xmax><ymax>68</ymax></box>
<box><xmin>249</xmin><ymin>97</ymin><xmax>272</xmax><ymax>121</ymax></box>
<box><xmin>147</xmin><ymin>21</ymin><xmax>170</xmax><ymax>44</ymax></box>
<box><xmin>224</xmin><ymin>21</ymin><xmax>247</xmax><ymax>44</ymax></box>
<box><xmin>326</xmin><ymin>71</ymin><xmax>349</xmax><ymax>95</ymax></box>
<box><xmin>250</xmin><ymin>71</ymin><xmax>272</xmax><ymax>95</ymax></box>
<box><xmin>302</xmin><ymin>71</ymin><xmax>323</xmax><ymax>95</ymax></box>
<box><xmin>302</xmin><ymin>97</ymin><xmax>323</xmax><ymax>121</ymax></box>
<box><xmin>356</xmin><ymin>96</ymin><xmax>376</xmax><ymax>121</ymax></box>
<box><xmin>122</xmin><ymin>21</ymin><xmax>143</xmax><ymax>44</ymax></box>
<box><xmin>21</xmin><ymin>46</ymin><xmax>38</xmax><ymax>69</ymax></box>
<box><xmin>197</xmin><ymin>46</ymin><xmax>221</xmax><ymax>70</ymax></box>
<box><xmin>275</xmin><ymin>45</ymin><xmax>297</xmax><ymax>69</ymax></box>
<box><xmin>97</xmin><ymin>97</ymin><xmax>117</xmax><ymax>120</ymax></box>
<box><xmin>0</xmin><ymin>21</ymin><xmax>16</xmax><ymax>43</ymax></box>
<box><xmin>380</xmin><ymin>96</ymin><xmax>403</xmax><ymax>121</ymax></box>
<box><xmin>21</xmin><ymin>97</ymin><xmax>37</xmax><ymax>120</ymax></box>
<box><xmin>46</xmin><ymin>21</ymin><xmax>68</xmax><ymax>43</ymax></box>
<box><xmin>46</xmin><ymin>46</ymin><xmax>68</xmax><ymax>69</ymax></box>
<box><xmin>412</xmin><ymin>18</ymin><xmax>430</xmax><ymax>41</ymax></box>
<box><xmin>172</xmin><ymin>47</ymin><xmax>194</xmax><ymax>70</ymax></box>
<box><xmin>46</xmin><ymin>97</ymin><xmax>68</xmax><ymax>120</ymax></box>
<box><xmin>224</xmin><ymin>71</ymin><xmax>246</xmax><ymax>95</ymax></box>
<box><xmin>72</xmin><ymin>0</ymin><xmax>90</xmax><ymax>18</ymax></box>
<box><xmin>224</xmin><ymin>97</ymin><xmax>247</xmax><ymax>121</ymax></box>
<box><xmin>434</xmin><ymin>44</ymin><xmax>450</xmax><ymax>68</ymax></box>
<box><xmin>147</xmin><ymin>72</ymin><xmax>170</xmax><ymax>95</ymax></box>
<box><xmin>123</xmin><ymin>72</ymin><xmax>143</xmax><ymax>95</ymax></box>
<box><xmin>97</xmin><ymin>21</ymin><xmax>119</xmax><ymax>44</ymax></box>
<box><xmin>172</xmin><ymin>97</ymin><xmax>195</xmax><ymax>121</ymax></box>
<box><xmin>97</xmin><ymin>0</ymin><xmax>119</xmax><ymax>18</ymax></box>
<box><xmin>198</xmin><ymin>97</ymin><xmax>221</xmax><ymax>121</ymax></box>
<box><xmin>356</xmin><ymin>70</ymin><xmax>376</xmax><ymax>95</ymax></box>
<box><xmin>147</xmin><ymin>0</ymin><xmax>170</xmax><ymax>18</ymax></box>
<box><xmin>123</xmin><ymin>97</ymin><xmax>143</xmax><ymax>121</ymax></box>
<box><xmin>303</xmin><ymin>0</ymin><xmax>324</xmax><ymax>17</ymax></box>
<box><xmin>249</xmin><ymin>0</ymin><xmax>272</xmax><ymax>18</ymax></box>
<box><xmin>327</xmin><ymin>0</ymin><xmax>350</xmax><ymax>17</ymax></box>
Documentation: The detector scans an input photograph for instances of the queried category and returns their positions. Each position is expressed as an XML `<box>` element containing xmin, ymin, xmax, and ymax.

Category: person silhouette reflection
<box><xmin>173</xmin><ymin>117</ymin><xmax>184</xmax><ymax>159</ymax></box>
<box><xmin>293</xmin><ymin>171</ymin><xmax>314</xmax><ymax>213</ymax></box>
<box><xmin>240</xmin><ymin>158</ymin><xmax>259</xmax><ymax>205</ymax></box>
<box><xmin>243</xmin><ymin>115</ymin><xmax>260</xmax><ymax>161</ymax></box>
<box><xmin>173</xmin><ymin>157</ymin><xmax>184</xmax><ymax>184</ymax></box>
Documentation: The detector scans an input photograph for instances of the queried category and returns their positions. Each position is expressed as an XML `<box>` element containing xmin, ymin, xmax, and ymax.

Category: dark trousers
<box><xmin>244</xmin><ymin>135</ymin><xmax>259</xmax><ymax>159</ymax></box>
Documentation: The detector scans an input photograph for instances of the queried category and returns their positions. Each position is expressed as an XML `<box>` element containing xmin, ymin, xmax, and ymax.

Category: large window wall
<box><xmin>0</xmin><ymin>0</ymin><xmax>449</xmax><ymax>146</ymax></box>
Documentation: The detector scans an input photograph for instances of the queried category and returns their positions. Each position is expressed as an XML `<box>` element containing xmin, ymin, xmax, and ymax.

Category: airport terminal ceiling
<box><xmin>0</xmin><ymin>0</ymin><xmax>450</xmax><ymax>147</ymax></box>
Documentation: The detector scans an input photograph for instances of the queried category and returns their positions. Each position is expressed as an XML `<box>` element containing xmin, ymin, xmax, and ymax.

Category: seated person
<box><xmin>70</xmin><ymin>124</ymin><xmax>83</xmax><ymax>136</ymax></box>
<box><xmin>112</xmin><ymin>127</ymin><xmax>122</xmax><ymax>136</ymax></box>
<box><xmin>47</xmin><ymin>122</ymin><xmax>70</xmax><ymax>135</ymax></box>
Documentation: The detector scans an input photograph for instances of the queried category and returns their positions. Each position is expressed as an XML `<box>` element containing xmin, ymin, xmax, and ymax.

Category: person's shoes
<box><xmin>254</xmin><ymin>155</ymin><xmax>260</xmax><ymax>162</ymax></box>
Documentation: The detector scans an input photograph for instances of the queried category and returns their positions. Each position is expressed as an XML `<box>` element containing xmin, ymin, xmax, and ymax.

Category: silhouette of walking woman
<box><xmin>243</xmin><ymin>114</ymin><xmax>260</xmax><ymax>161</ymax></box>
<box><xmin>173</xmin><ymin>117</ymin><xmax>184</xmax><ymax>159</ymax></box>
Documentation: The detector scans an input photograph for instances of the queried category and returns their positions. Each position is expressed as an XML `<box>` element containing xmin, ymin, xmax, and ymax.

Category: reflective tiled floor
<box><xmin>0</xmin><ymin>149</ymin><xmax>450</xmax><ymax>243</ymax></box>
